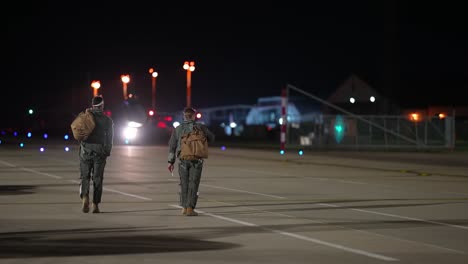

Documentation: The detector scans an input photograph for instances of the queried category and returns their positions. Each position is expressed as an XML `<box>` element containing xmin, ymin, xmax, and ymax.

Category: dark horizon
<box><xmin>5</xmin><ymin>1</ymin><xmax>468</xmax><ymax>128</ymax></box>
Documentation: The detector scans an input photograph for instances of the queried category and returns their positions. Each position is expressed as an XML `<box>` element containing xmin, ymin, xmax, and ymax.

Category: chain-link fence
<box><xmin>287</xmin><ymin>114</ymin><xmax>455</xmax><ymax>150</ymax></box>
<box><xmin>284</xmin><ymin>84</ymin><xmax>456</xmax><ymax>150</ymax></box>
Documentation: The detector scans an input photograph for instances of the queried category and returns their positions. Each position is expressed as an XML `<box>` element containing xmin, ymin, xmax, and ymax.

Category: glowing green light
<box><xmin>334</xmin><ymin>115</ymin><xmax>345</xmax><ymax>143</ymax></box>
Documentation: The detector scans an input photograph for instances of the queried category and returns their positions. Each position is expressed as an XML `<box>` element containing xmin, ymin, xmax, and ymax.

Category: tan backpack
<box><xmin>179</xmin><ymin>126</ymin><xmax>208</xmax><ymax>160</ymax></box>
<box><xmin>70</xmin><ymin>108</ymin><xmax>95</xmax><ymax>141</ymax></box>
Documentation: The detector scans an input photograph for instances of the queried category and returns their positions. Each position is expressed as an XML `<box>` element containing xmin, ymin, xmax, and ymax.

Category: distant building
<box><xmin>245</xmin><ymin>96</ymin><xmax>302</xmax><ymax>128</ymax></box>
<box><xmin>190</xmin><ymin>104</ymin><xmax>252</xmax><ymax>126</ymax></box>
<box><xmin>194</xmin><ymin>96</ymin><xmax>318</xmax><ymax>136</ymax></box>
<box><xmin>324</xmin><ymin>74</ymin><xmax>400</xmax><ymax>115</ymax></box>
<box><xmin>177</xmin><ymin>104</ymin><xmax>253</xmax><ymax>136</ymax></box>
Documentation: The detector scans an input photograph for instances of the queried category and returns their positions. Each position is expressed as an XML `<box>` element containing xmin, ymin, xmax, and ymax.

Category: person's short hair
<box><xmin>92</xmin><ymin>96</ymin><xmax>104</xmax><ymax>108</ymax></box>
<box><xmin>183</xmin><ymin>107</ymin><xmax>196</xmax><ymax>120</ymax></box>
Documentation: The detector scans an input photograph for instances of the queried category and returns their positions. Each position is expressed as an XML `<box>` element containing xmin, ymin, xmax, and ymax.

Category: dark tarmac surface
<box><xmin>1</xmin><ymin>141</ymin><xmax>467</xmax><ymax>263</ymax></box>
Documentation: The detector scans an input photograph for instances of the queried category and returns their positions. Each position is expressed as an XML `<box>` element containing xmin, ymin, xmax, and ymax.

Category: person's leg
<box><xmin>178</xmin><ymin>160</ymin><xmax>191</xmax><ymax>213</ymax></box>
<box><xmin>186</xmin><ymin>160</ymin><xmax>203</xmax><ymax>216</ymax></box>
<box><xmin>79</xmin><ymin>161</ymin><xmax>92</xmax><ymax>198</ymax></box>
<box><xmin>91</xmin><ymin>156</ymin><xmax>106</xmax><ymax>213</ymax></box>
<box><xmin>79</xmin><ymin>157</ymin><xmax>93</xmax><ymax>213</ymax></box>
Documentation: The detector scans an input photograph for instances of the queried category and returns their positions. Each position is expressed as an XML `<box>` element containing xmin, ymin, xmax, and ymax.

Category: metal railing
<box><xmin>287</xmin><ymin>114</ymin><xmax>455</xmax><ymax>150</ymax></box>
<box><xmin>285</xmin><ymin>84</ymin><xmax>455</xmax><ymax>150</ymax></box>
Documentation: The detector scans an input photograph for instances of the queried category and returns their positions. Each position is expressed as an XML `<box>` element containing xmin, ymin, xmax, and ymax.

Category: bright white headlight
<box><xmin>128</xmin><ymin>121</ymin><xmax>143</xmax><ymax>128</ymax></box>
<box><xmin>123</xmin><ymin>127</ymin><xmax>138</xmax><ymax>140</ymax></box>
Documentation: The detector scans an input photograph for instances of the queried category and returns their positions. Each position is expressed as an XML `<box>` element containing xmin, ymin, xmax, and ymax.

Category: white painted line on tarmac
<box><xmin>21</xmin><ymin>168</ymin><xmax>63</xmax><ymax>179</ymax></box>
<box><xmin>237</xmin><ymin>168</ymin><xmax>296</xmax><ymax>177</ymax></box>
<box><xmin>201</xmin><ymin>183</ymin><xmax>286</xmax><ymax>199</ymax></box>
<box><xmin>207</xmin><ymin>200</ymin><xmax>301</xmax><ymax>219</ymax></box>
<box><xmin>0</xmin><ymin>160</ymin><xmax>16</xmax><ymax>167</ymax></box>
<box><xmin>209</xmin><ymin>200</ymin><xmax>465</xmax><ymax>254</ymax></box>
<box><xmin>0</xmin><ymin>162</ymin><xmax>153</xmax><ymax>201</ymax></box>
<box><xmin>102</xmin><ymin>188</ymin><xmax>153</xmax><ymax>200</ymax></box>
<box><xmin>318</xmin><ymin>203</ymin><xmax>468</xmax><ymax>230</ymax></box>
<box><xmin>239</xmin><ymin>168</ymin><xmax>370</xmax><ymax>185</ymax></box>
<box><xmin>169</xmin><ymin>204</ymin><xmax>398</xmax><ymax>261</ymax></box>
<box><xmin>171</xmin><ymin>205</ymin><xmax>258</xmax><ymax>227</ymax></box>
<box><xmin>272</xmin><ymin>230</ymin><xmax>398</xmax><ymax>261</ymax></box>
<box><xmin>334</xmin><ymin>179</ymin><xmax>369</xmax><ymax>185</ymax></box>
<box><xmin>4</xmin><ymin>158</ymin><xmax>464</xmax><ymax>255</ymax></box>
<box><xmin>68</xmin><ymin>179</ymin><xmax>153</xmax><ymax>201</ymax></box>
<box><xmin>364</xmin><ymin>229</ymin><xmax>466</xmax><ymax>254</ymax></box>
<box><xmin>169</xmin><ymin>178</ymin><xmax>285</xmax><ymax>199</ymax></box>
<box><xmin>0</xmin><ymin>160</ymin><xmax>62</xmax><ymax>179</ymax></box>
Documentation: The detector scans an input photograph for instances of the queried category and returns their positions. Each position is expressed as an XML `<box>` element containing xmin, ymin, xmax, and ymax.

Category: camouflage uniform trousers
<box><xmin>79</xmin><ymin>146</ymin><xmax>107</xmax><ymax>204</ymax></box>
<box><xmin>178</xmin><ymin>159</ymin><xmax>204</xmax><ymax>209</ymax></box>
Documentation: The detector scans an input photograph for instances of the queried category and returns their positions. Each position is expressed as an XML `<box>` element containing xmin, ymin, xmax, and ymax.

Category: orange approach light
<box><xmin>409</xmin><ymin>113</ymin><xmax>420</xmax><ymax>121</ymax></box>
<box><xmin>183</xmin><ymin>61</ymin><xmax>195</xmax><ymax>71</ymax></box>
<box><xmin>121</xmin><ymin>75</ymin><xmax>130</xmax><ymax>84</ymax></box>
<box><xmin>91</xmin><ymin>80</ymin><xmax>101</xmax><ymax>89</ymax></box>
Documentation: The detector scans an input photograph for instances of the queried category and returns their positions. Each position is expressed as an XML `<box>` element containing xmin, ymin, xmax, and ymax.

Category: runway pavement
<box><xmin>1</xmin><ymin>141</ymin><xmax>467</xmax><ymax>263</ymax></box>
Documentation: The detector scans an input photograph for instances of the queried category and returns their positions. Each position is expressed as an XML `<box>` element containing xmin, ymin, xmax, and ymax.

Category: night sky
<box><xmin>5</xmin><ymin>1</ymin><xmax>467</xmax><ymax>127</ymax></box>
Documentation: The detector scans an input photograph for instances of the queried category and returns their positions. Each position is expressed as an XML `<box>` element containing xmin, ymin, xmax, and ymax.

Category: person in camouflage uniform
<box><xmin>168</xmin><ymin>107</ymin><xmax>215</xmax><ymax>216</ymax></box>
<box><xmin>79</xmin><ymin>96</ymin><xmax>114</xmax><ymax>213</ymax></box>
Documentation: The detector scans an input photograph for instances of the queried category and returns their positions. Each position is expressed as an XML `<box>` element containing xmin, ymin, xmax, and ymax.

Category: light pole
<box><xmin>91</xmin><ymin>80</ymin><xmax>101</xmax><ymax>97</ymax></box>
<box><xmin>121</xmin><ymin>74</ymin><xmax>130</xmax><ymax>100</ymax></box>
<box><xmin>148</xmin><ymin>68</ymin><xmax>158</xmax><ymax>109</ymax></box>
<box><xmin>183</xmin><ymin>61</ymin><xmax>195</xmax><ymax>108</ymax></box>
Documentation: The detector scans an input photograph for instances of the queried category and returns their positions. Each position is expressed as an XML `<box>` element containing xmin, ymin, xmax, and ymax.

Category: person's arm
<box><xmin>167</xmin><ymin>128</ymin><xmax>178</xmax><ymax>164</ymax></box>
<box><xmin>104</xmin><ymin>119</ymin><xmax>114</xmax><ymax>156</ymax></box>
<box><xmin>201</xmin><ymin>125</ymin><xmax>215</xmax><ymax>143</ymax></box>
